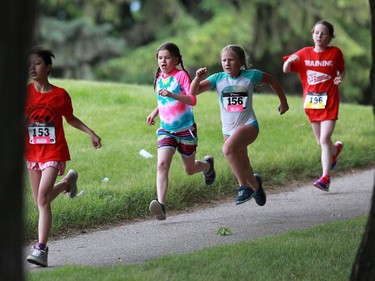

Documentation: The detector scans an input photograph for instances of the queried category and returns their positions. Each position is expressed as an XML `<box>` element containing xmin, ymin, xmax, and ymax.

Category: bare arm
<box><xmin>334</xmin><ymin>69</ymin><xmax>346</xmax><ymax>85</ymax></box>
<box><xmin>283</xmin><ymin>54</ymin><xmax>300</xmax><ymax>73</ymax></box>
<box><xmin>147</xmin><ymin>106</ymin><xmax>159</xmax><ymax>126</ymax></box>
<box><xmin>190</xmin><ymin>67</ymin><xmax>211</xmax><ymax>96</ymax></box>
<box><xmin>65</xmin><ymin>115</ymin><xmax>102</xmax><ymax>149</ymax></box>
<box><xmin>158</xmin><ymin>89</ymin><xmax>197</xmax><ymax>105</ymax></box>
<box><xmin>261</xmin><ymin>72</ymin><xmax>289</xmax><ymax>115</ymax></box>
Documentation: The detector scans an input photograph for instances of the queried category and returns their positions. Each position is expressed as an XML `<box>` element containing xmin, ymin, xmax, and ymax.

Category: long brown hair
<box><xmin>153</xmin><ymin>42</ymin><xmax>191</xmax><ymax>89</ymax></box>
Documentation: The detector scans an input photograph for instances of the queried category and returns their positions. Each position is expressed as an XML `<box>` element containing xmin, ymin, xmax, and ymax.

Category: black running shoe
<box><xmin>253</xmin><ymin>174</ymin><xmax>266</xmax><ymax>206</ymax></box>
<box><xmin>235</xmin><ymin>186</ymin><xmax>254</xmax><ymax>205</ymax></box>
<box><xmin>203</xmin><ymin>156</ymin><xmax>216</xmax><ymax>185</ymax></box>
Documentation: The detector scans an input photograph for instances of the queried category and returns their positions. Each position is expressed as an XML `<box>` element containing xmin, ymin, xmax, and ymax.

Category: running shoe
<box><xmin>203</xmin><ymin>156</ymin><xmax>216</xmax><ymax>185</ymax></box>
<box><xmin>253</xmin><ymin>174</ymin><xmax>266</xmax><ymax>206</ymax></box>
<box><xmin>331</xmin><ymin>141</ymin><xmax>343</xmax><ymax>170</ymax></box>
<box><xmin>235</xmin><ymin>186</ymin><xmax>254</xmax><ymax>205</ymax></box>
<box><xmin>149</xmin><ymin>200</ymin><xmax>166</xmax><ymax>220</ymax></box>
<box><xmin>314</xmin><ymin>175</ymin><xmax>330</xmax><ymax>192</ymax></box>
<box><xmin>26</xmin><ymin>245</ymin><xmax>49</xmax><ymax>267</ymax></box>
<box><xmin>62</xmin><ymin>169</ymin><xmax>78</xmax><ymax>198</ymax></box>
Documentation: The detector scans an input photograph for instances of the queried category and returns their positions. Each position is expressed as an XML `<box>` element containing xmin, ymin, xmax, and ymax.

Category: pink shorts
<box><xmin>26</xmin><ymin>161</ymin><xmax>66</xmax><ymax>176</ymax></box>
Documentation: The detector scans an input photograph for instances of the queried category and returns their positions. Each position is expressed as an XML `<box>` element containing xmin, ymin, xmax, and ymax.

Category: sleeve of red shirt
<box><xmin>61</xmin><ymin>89</ymin><xmax>74</xmax><ymax>117</ymax></box>
<box><xmin>335</xmin><ymin>48</ymin><xmax>345</xmax><ymax>73</ymax></box>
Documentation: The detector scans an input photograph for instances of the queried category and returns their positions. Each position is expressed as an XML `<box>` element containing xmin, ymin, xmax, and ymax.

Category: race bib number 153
<box><xmin>28</xmin><ymin>123</ymin><xmax>56</xmax><ymax>144</ymax></box>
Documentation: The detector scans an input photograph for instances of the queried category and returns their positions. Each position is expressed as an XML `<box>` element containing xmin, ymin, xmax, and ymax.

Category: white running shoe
<box><xmin>62</xmin><ymin>169</ymin><xmax>78</xmax><ymax>198</ymax></box>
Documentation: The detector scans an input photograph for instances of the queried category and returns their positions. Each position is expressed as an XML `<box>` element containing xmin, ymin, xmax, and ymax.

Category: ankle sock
<box><xmin>36</xmin><ymin>242</ymin><xmax>47</xmax><ymax>251</ymax></box>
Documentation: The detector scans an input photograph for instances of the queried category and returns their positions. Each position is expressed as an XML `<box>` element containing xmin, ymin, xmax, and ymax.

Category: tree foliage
<box><xmin>36</xmin><ymin>0</ymin><xmax>371</xmax><ymax>104</ymax></box>
<box><xmin>39</xmin><ymin>0</ymin><xmax>135</xmax><ymax>32</ymax></box>
<box><xmin>35</xmin><ymin>16</ymin><xmax>125</xmax><ymax>79</ymax></box>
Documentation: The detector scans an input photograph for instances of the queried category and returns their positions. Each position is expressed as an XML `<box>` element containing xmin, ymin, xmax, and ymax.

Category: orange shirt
<box><xmin>24</xmin><ymin>83</ymin><xmax>73</xmax><ymax>162</ymax></box>
<box><xmin>284</xmin><ymin>46</ymin><xmax>345</xmax><ymax>122</ymax></box>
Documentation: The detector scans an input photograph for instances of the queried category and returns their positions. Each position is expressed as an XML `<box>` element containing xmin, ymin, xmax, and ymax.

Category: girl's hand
<box><xmin>90</xmin><ymin>133</ymin><xmax>102</xmax><ymax>149</ymax></box>
<box><xmin>287</xmin><ymin>54</ymin><xmax>300</xmax><ymax>63</ymax></box>
<box><xmin>195</xmin><ymin>67</ymin><xmax>208</xmax><ymax>79</ymax></box>
<box><xmin>147</xmin><ymin>114</ymin><xmax>156</xmax><ymax>126</ymax></box>
<box><xmin>333</xmin><ymin>76</ymin><xmax>343</xmax><ymax>85</ymax></box>
<box><xmin>158</xmin><ymin>89</ymin><xmax>171</xmax><ymax>97</ymax></box>
<box><xmin>147</xmin><ymin>107</ymin><xmax>159</xmax><ymax>126</ymax></box>
<box><xmin>278</xmin><ymin>102</ymin><xmax>289</xmax><ymax>115</ymax></box>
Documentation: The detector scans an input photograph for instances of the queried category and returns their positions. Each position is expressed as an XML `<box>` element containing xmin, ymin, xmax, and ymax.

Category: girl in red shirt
<box><xmin>283</xmin><ymin>20</ymin><xmax>345</xmax><ymax>191</ymax></box>
<box><xmin>25</xmin><ymin>47</ymin><xmax>101</xmax><ymax>267</ymax></box>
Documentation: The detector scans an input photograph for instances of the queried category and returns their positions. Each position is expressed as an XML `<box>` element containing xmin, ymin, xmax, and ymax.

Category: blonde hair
<box><xmin>220</xmin><ymin>45</ymin><xmax>249</xmax><ymax>69</ymax></box>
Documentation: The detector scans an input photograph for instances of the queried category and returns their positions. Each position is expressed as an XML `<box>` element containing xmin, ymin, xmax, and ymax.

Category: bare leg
<box><xmin>222</xmin><ymin>125</ymin><xmax>259</xmax><ymax>190</ymax></box>
<box><xmin>29</xmin><ymin>167</ymin><xmax>60</xmax><ymax>245</ymax></box>
<box><xmin>29</xmin><ymin>169</ymin><xmax>69</xmax><ymax>206</ymax></box>
<box><xmin>311</xmin><ymin>120</ymin><xmax>337</xmax><ymax>176</ymax></box>
<box><xmin>156</xmin><ymin>148</ymin><xmax>175</xmax><ymax>204</ymax></box>
<box><xmin>181</xmin><ymin>153</ymin><xmax>210</xmax><ymax>175</ymax></box>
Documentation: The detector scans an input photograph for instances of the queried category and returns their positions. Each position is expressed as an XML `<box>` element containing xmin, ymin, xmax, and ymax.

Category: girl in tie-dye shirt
<box><xmin>146</xmin><ymin>42</ymin><xmax>216</xmax><ymax>221</ymax></box>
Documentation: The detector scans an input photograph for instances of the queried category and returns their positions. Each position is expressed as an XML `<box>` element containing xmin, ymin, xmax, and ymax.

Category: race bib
<box><xmin>28</xmin><ymin>122</ymin><xmax>56</xmax><ymax>144</ymax></box>
<box><xmin>222</xmin><ymin>86</ymin><xmax>248</xmax><ymax>112</ymax></box>
<box><xmin>304</xmin><ymin>92</ymin><xmax>328</xmax><ymax>109</ymax></box>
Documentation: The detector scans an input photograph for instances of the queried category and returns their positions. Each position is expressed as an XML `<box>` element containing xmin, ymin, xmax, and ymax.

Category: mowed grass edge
<box><xmin>27</xmin><ymin>215</ymin><xmax>367</xmax><ymax>281</ymax></box>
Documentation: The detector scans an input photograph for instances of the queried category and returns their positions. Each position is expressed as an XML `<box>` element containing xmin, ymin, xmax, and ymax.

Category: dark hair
<box><xmin>30</xmin><ymin>47</ymin><xmax>55</xmax><ymax>66</ymax></box>
<box><xmin>311</xmin><ymin>20</ymin><xmax>335</xmax><ymax>38</ymax></box>
<box><xmin>153</xmin><ymin>42</ymin><xmax>191</xmax><ymax>89</ymax></box>
<box><xmin>221</xmin><ymin>44</ymin><xmax>250</xmax><ymax>69</ymax></box>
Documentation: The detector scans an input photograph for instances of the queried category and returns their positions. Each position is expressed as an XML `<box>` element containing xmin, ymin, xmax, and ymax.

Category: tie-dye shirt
<box><xmin>156</xmin><ymin>68</ymin><xmax>195</xmax><ymax>132</ymax></box>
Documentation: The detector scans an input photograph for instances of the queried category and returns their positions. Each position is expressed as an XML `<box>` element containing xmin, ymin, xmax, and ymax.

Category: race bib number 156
<box><xmin>222</xmin><ymin>85</ymin><xmax>248</xmax><ymax>112</ymax></box>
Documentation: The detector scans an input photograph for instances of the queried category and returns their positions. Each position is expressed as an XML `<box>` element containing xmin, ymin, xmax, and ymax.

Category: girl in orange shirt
<box><xmin>283</xmin><ymin>20</ymin><xmax>345</xmax><ymax>191</ymax></box>
<box><xmin>25</xmin><ymin>47</ymin><xmax>101</xmax><ymax>267</ymax></box>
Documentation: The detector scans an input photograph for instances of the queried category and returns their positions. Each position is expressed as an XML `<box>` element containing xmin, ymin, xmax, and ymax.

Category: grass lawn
<box><xmin>24</xmin><ymin>79</ymin><xmax>374</xmax><ymax>240</ymax></box>
<box><xmin>24</xmin><ymin>79</ymin><xmax>374</xmax><ymax>280</ymax></box>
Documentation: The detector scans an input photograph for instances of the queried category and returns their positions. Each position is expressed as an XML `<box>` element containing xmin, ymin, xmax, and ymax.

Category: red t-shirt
<box><xmin>24</xmin><ymin>83</ymin><xmax>73</xmax><ymax>162</ymax></box>
<box><xmin>283</xmin><ymin>46</ymin><xmax>345</xmax><ymax>122</ymax></box>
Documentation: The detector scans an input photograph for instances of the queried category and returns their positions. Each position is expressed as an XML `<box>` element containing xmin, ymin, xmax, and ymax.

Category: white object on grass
<box><xmin>139</xmin><ymin>149</ymin><xmax>153</xmax><ymax>158</ymax></box>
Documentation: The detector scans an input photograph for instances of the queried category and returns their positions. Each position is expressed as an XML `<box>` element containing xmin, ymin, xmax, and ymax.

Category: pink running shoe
<box><xmin>331</xmin><ymin>141</ymin><xmax>343</xmax><ymax>170</ymax></box>
<box><xmin>314</xmin><ymin>175</ymin><xmax>330</xmax><ymax>192</ymax></box>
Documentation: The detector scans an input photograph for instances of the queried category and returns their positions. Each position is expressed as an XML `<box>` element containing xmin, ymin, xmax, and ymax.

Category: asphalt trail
<box><xmin>25</xmin><ymin>168</ymin><xmax>374</xmax><ymax>269</ymax></box>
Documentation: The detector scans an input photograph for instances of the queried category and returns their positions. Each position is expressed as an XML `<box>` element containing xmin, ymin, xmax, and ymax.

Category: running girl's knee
<box><xmin>183</xmin><ymin>166</ymin><xmax>195</xmax><ymax>175</ymax></box>
<box><xmin>37</xmin><ymin>193</ymin><xmax>51</xmax><ymax>207</ymax></box>
<box><xmin>157</xmin><ymin>161</ymin><xmax>170</xmax><ymax>173</ymax></box>
<box><xmin>222</xmin><ymin>143</ymin><xmax>235</xmax><ymax>159</ymax></box>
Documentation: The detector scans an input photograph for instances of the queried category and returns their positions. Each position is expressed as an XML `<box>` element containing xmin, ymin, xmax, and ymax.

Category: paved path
<box><xmin>25</xmin><ymin>168</ymin><xmax>374</xmax><ymax>269</ymax></box>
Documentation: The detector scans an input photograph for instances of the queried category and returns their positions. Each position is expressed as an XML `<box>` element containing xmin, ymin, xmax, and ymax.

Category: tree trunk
<box><xmin>371</xmin><ymin>0</ymin><xmax>375</xmax><ymax>115</ymax></box>
<box><xmin>0</xmin><ymin>1</ymin><xmax>37</xmax><ymax>281</ymax></box>
<box><xmin>351</xmin><ymin>179</ymin><xmax>375</xmax><ymax>280</ymax></box>
<box><xmin>350</xmin><ymin>4</ymin><xmax>375</xmax><ymax>277</ymax></box>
